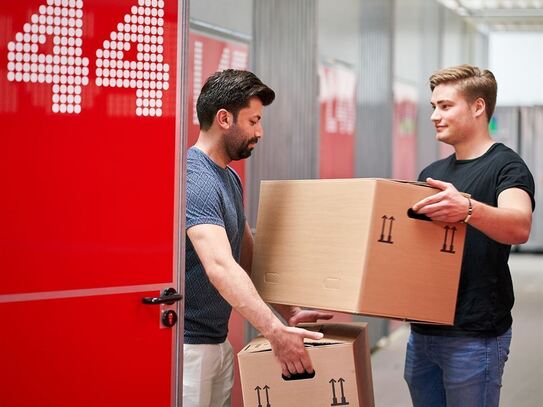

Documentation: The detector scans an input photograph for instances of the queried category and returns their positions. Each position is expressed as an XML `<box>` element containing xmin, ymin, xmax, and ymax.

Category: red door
<box><xmin>0</xmin><ymin>0</ymin><xmax>187</xmax><ymax>405</ymax></box>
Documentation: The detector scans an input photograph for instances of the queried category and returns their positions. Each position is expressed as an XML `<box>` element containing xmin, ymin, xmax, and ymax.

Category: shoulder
<box><xmin>488</xmin><ymin>143</ymin><xmax>531</xmax><ymax>173</ymax></box>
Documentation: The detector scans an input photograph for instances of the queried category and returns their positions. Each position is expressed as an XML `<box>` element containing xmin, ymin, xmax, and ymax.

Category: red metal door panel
<box><xmin>0</xmin><ymin>291</ymin><xmax>172</xmax><ymax>406</ymax></box>
<box><xmin>0</xmin><ymin>0</ymin><xmax>186</xmax><ymax>405</ymax></box>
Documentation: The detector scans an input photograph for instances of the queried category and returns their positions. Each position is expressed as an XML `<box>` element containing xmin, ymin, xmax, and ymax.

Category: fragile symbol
<box><xmin>378</xmin><ymin>215</ymin><xmax>395</xmax><ymax>244</ymax></box>
<box><xmin>440</xmin><ymin>225</ymin><xmax>457</xmax><ymax>254</ymax></box>
<box><xmin>255</xmin><ymin>385</ymin><xmax>271</xmax><ymax>407</ymax></box>
<box><xmin>329</xmin><ymin>378</ymin><xmax>349</xmax><ymax>406</ymax></box>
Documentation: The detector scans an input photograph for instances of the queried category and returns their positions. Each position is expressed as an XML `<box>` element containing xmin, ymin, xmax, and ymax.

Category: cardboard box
<box><xmin>251</xmin><ymin>178</ymin><xmax>466</xmax><ymax>324</ymax></box>
<box><xmin>238</xmin><ymin>323</ymin><xmax>374</xmax><ymax>407</ymax></box>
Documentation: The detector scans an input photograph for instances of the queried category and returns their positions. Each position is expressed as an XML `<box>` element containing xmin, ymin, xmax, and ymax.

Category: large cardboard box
<box><xmin>252</xmin><ymin>178</ymin><xmax>466</xmax><ymax>324</ymax></box>
<box><xmin>238</xmin><ymin>323</ymin><xmax>374</xmax><ymax>407</ymax></box>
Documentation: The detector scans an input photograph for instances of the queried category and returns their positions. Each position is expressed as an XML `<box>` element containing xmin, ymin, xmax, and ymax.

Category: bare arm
<box><xmin>413</xmin><ymin>177</ymin><xmax>532</xmax><ymax>244</ymax></box>
<box><xmin>187</xmin><ymin>223</ymin><xmax>324</xmax><ymax>376</ymax></box>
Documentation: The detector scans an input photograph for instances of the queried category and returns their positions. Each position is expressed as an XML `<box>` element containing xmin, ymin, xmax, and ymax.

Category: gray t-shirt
<box><xmin>184</xmin><ymin>147</ymin><xmax>245</xmax><ymax>344</ymax></box>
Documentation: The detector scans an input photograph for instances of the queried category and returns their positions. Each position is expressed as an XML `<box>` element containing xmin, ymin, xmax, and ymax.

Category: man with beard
<box><xmin>183</xmin><ymin>69</ymin><xmax>332</xmax><ymax>407</ymax></box>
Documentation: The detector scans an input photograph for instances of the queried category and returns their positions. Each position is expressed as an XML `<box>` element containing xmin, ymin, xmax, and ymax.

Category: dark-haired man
<box><xmin>183</xmin><ymin>69</ymin><xmax>332</xmax><ymax>407</ymax></box>
<box><xmin>404</xmin><ymin>64</ymin><xmax>535</xmax><ymax>407</ymax></box>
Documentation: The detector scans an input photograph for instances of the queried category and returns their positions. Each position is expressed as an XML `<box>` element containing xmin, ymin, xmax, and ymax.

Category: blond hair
<box><xmin>430</xmin><ymin>64</ymin><xmax>497</xmax><ymax>122</ymax></box>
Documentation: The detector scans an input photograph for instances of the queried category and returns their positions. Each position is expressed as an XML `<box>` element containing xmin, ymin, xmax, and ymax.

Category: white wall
<box><xmin>318</xmin><ymin>0</ymin><xmax>360</xmax><ymax>67</ymax></box>
<box><xmin>190</xmin><ymin>0</ymin><xmax>252</xmax><ymax>36</ymax></box>
<box><xmin>489</xmin><ymin>32</ymin><xmax>543</xmax><ymax>106</ymax></box>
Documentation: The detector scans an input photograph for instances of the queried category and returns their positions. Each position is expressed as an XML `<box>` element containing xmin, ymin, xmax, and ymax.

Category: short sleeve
<box><xmin>186</xmin><ymin>169</ymin><xmax>225</xmax><ymax>230</ymax></box>
<box><xmin>496</xmin><ymin>160</ymin><xmax>536</xmax><ymax>211</ymax></box>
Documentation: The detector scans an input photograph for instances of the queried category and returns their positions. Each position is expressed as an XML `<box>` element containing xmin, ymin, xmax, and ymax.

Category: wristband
<box><xmin>463</xmin><ymin>196</ymin><xmax>472</xmax><ymax>224</ymax></box>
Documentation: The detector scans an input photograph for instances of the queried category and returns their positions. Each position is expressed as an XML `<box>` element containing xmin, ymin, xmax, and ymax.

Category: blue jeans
<box><xmin>404</xmin><ymin>328</ymin><xmax>512</xmax><ymax>407</ymax></box>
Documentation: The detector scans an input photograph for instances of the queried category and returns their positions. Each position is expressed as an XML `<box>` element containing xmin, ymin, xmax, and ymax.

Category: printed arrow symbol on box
<box><xmin>442</xmin><ymin>225</ymin><xmax>450</xmax><ymax>251</ymax></box>
<box><xmin>449</xmin><ymin>226</ymin><xmax>457</xmax><ymax>252</ymax></box>
<box><xmin>329</xmin><ymin>378</ymin><xmax>338</xmax><ymax>404</ymax></box>
<box><xmin>255</xmin><ymin>386</ymin><xmax>262</xmax><ymax>407</ymax></box>
<box><xmin>387</xmin><ymin>216</ymin><xmax>395</xmax><ymax>241</ymax></box>
<box><xmin>380</xmin><ymin>215</ymin><xmax>388</xmax><ymax>241</ymax></box>
<box><xmin>338</xmin><ymin>378</ymin><xmax>349</xmax><ymax>404</ymax></box>
<box><xmin>264</xmin><ymin>385</ymin><xmax>271</xmax><ymax>407</ymax></box>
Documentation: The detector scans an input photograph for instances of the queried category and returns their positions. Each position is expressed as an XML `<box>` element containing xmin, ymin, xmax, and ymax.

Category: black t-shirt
<box><xmin>412</xmin><ymin>143</ymin><xmax>535</xmax><ymax>337</ymax></box>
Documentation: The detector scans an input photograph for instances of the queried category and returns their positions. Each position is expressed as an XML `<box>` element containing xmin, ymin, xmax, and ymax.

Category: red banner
<box><xmin>187</xmin><ymin>31</ymin><xmax>249</xmax><ymax>184</ymax></box>
<box><xmin>319</xmin><ymin>64</ymin><xmax>356</xmax><ymax>179</ymax></box>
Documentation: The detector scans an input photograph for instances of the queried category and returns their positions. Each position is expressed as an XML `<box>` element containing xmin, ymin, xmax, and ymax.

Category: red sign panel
<box><xmin>187</xmin><ymin>31</ymin><xmax>249</xmax><ymax>184</ymax></box>
<box><xmin>0</xmin><ymin>0</ymin><xmax>183</xmax><ymax>405</ymax></box>
<box><xmin>319</xmin><ymin>64</ymin><xmax>356</xmax><ymax>179</ymax></box>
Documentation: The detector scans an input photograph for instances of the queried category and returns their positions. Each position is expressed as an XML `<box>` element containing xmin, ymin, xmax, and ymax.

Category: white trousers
<box><xmin>183</xmin><ymin>340</ymin><xmax>234</xmax><ymax>407</ymax></box>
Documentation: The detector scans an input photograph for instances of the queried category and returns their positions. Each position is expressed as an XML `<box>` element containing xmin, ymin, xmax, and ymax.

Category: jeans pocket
<box><xmin>495</xmin><ymin>328</ymin><xmax>512</xmax><ymax>384</ymax></box>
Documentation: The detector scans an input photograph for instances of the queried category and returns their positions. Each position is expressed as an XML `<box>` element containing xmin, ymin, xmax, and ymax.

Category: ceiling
<box><xmin>438</xmin><ymin>0</ymin><xmax>543</xmax><ymax>31</ymax></box>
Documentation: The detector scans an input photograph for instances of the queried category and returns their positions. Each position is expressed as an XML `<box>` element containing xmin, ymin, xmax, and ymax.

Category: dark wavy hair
<box><xmin>196</xmin><ymin>69</ymin><xmax>275</xmax><ymax>130</ymax></box>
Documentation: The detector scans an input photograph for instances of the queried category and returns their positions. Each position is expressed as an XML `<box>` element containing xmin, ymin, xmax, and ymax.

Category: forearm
<box><xmin>206</xmin><ymin>257</ymin><xmax>282</xmax><ymax>336</ymax></box>
<box><xmin>469</xmin><ymin>199</ymin><xmax>531</xmax><ymax>244</ymax></box>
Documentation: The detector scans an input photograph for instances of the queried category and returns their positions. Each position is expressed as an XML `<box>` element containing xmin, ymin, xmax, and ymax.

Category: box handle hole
<box><xmin>281</xmin><ymin>370</ymin><xmax>316</xmax><ymax>381</ymax></box>
<box><xmin>407</xmin><ymin>208</ymin><xmax>432</xmax><ymax>222</ymax></box>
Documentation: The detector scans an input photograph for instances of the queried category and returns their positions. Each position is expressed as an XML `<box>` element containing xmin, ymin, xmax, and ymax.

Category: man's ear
<box><xmin>473</xmin><ymin>98</ymin><xmax>486</xmax><ymax>119</ymax></box>
<box><xmin>216</xmin><ymin>109</ymin><xmax>231</xmax><ymax>129</ymax></box>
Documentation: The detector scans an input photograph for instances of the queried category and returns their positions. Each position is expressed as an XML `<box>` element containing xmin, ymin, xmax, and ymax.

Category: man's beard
<box><xmin>225</xmin><ymin>126</ymin><xmax>258</xmax><ymax>161</ymax></box>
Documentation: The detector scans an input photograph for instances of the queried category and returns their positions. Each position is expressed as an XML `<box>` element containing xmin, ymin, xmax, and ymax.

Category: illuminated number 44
<box><xmin>6</xmin><ymin>0</ymin><xmax>169</xmax><ymax>116</ymax></box>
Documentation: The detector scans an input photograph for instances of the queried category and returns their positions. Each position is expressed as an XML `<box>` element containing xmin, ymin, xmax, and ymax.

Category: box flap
<box><xmin>239</xmin><ymin>323</ymin><xmax>368</xmax><ymax>355</ymax></box>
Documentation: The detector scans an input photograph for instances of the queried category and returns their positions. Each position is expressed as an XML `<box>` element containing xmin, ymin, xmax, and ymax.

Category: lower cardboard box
<box><xmin>238</xmin><ymin>323</ymin><xmax>374</xmax><ymax>407</ymax></box>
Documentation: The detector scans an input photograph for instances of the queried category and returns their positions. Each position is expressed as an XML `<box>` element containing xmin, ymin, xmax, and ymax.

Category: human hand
<box><xmin>287</xmin><ymin>308</ymin><xmax>334</xmax><ymax>327</ymax></box>
<box><xmin>412</xmin><ymin>177</ymin><xmax>470</xmax><ymax>223</ymax></box>
<box><xmin>267</xmin><ymin>325</ymin><xmax>324</xmax><ymax>378</ymax></box>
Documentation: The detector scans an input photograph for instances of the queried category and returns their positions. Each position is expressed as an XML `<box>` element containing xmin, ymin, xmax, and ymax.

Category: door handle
<box><xmin>142</xmin><ymin>288</ymin><xmax>183</xmax><ymax>305</ymax></box>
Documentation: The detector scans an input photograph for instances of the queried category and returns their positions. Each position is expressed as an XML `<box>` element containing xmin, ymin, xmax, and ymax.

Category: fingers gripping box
<box><xmin>238</xmin><ymin>323</ymin><xmax>374</xmax><ymax>407</ymax></box>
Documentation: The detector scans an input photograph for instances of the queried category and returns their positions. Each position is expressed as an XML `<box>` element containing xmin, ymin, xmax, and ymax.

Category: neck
<box><xmin>194</xmin><ymin>130</ymin><xmax>230</xmax><ymax>169</ymax></box>
<box><xmin>453</xmin><ymin>130</ymin><xmax>495</xmax><ymax>160</ymax></box>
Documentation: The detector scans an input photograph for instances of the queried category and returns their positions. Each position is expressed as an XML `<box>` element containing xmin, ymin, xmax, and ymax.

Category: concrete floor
<box><xmin>370</xmin><ymin>253</ymin><xmax>543</xmax><ymax>407</ymax></box>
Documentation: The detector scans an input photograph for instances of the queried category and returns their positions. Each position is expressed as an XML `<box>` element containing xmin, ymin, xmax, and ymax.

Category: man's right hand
<box><xmin>266</xmin><ymin>324</ymin><xmax>324</xmax><ymax>378</ymax></box>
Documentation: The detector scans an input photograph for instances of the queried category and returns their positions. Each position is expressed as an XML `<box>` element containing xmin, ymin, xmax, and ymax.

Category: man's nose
<box><xmin>255</xmin><ymin>123</ymin><xmax>263</xmax><ymax>138</ymax></box>
<box><xmin>430</xmin><ymin>109</ymin><xmax>440</xmax><ymax>122</ymax></box>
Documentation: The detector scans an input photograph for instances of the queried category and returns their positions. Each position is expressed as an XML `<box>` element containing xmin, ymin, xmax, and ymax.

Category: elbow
<box><xmin>512</xmin><ymin>222</ymin><xmax>532</xmax><ymax>245</ymax></box>
<box><xmin>515</xmin><ymin>229</ymin><xmax>531</xmax><ymax>245</ymax></box>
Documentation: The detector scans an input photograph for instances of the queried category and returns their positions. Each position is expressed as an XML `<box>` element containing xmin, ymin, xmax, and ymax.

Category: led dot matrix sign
<box><xmin>6</xmin><ymin>0</ymin><xmax>169</xmax><ymax>116</ymax></box>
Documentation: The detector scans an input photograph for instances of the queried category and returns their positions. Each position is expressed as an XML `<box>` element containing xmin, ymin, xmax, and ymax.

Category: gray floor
<box><xmin>370</xmin><ymin>253</ymin><xmax>543</xmax><ymax>407</ymax></box>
